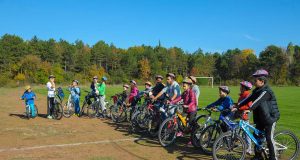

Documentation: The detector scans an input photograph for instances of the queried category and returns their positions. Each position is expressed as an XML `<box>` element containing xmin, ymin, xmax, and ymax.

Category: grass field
<box><xmin>33</xmin><ymin>85</ymin><xmax>300</xmax><ymax>137</ymax></box>
<box><xmin>0</xmin><ymin>85</ymin><xmax>299</xmax><ymax>159</ymax></box>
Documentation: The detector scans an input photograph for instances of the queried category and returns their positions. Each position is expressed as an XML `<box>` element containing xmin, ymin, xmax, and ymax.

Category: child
<box><xmin>97</xmin><ymin>76</ymin><xmax>107</xmax><ymax>114</ymax></box>
<box><xmin>171</xmin><ymin>78</ymin><xmax>197</xmax><ymax>143</ymax></box>
<box><xmin>232</xmin><ymin>81</ymin><xmax>253</xmax><ymax>155</ymax></box>
<box><xmin>21</xmin><ymin>86</ymin><xmax>37</xmax><ymax>117</ymax></box>
<box><xmin>69</xmin><ymin>80</ymin><xmax>80</xmax><ymax>116</ymax></box>
<box><xmin>46</xmin><ymin>75</ymin><xmax>56</xmax><ymax>119</ymax></box>
<box><xmin>206</xmin><ymin>86</ymin><xmax>234</xmax><ymax>132</ymax></box>
<box><xmin>126</xmin><ymin>80</ymin><xmax>139</xmax><ymax>105</ymax></box>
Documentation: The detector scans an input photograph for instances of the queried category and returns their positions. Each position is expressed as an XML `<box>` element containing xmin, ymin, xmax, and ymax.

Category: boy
<box><xmin>21</xmin><ymin>86</ymin><xmax>37</xmax><ymax>118</ymax></box>
<box><xmin>97</xmin><ymin>76</ymin><xmax>107</xmax><ymax>115</ymax></box>
<box><xmin>206</xmin><ymin>86</ymin><xmax>234</xmax><ymax>132</ymax></box>
<box><xmin>46</xmin><ymin>75</ymin><xmax>56</xmax><ymax>119</ymax></box>
<box><xmin>237</xmin><ymin>69</ymin><xmax>280</xmax><ymax>160</ymax></box>
<box><xmin>69</xmin><ymin>80</ymin><xmax>81</xmax><ymax>116</ymax></box>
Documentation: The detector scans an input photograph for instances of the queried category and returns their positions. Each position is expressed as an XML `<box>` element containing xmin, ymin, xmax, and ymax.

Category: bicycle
<box><xmin>191</xmin><ymin>108</ymin><xmax>215</xmax><ymax>148</ymax></box>
<box><xmin>62</xmin><ymin>89</ymin><xmax>75</xmax><ymax>118</ymax></box>
<box><xmin>52</xmin><ymin>87</ymin><xmax>64</xmax><ymax>120</ymax></box>
<box><xmin>110</xmin><ymin>93</ymin><xmax>130</xmax><ymax>123</ymax></box>
<box><xmin>158</xmin><ymin>103</ymin><xmax>212</xmax><ymax>147</ymax></box>
<box><xmin>197</xmin><ymin>109</ymin><xmax>233</xmax><ymax>155</ymax></box>
<box><xmin>22</xmin><ymin>98</ymin><xmax>38</xmax><ymax>119</ymax></box>
<box><xmin>212</xmin><ymin>117</ymin><xmax>300</xmax><ymax>160</ymax></box>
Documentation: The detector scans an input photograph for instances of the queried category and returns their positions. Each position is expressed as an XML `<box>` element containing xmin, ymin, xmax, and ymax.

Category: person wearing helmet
<box><xmin>126</xmin><ymin>80</ymin><xmax>139</xmax><ymax>105</ymax></box>
<box><xmin>137</xmin><ymin>81</ymin><xmax>152</xmax><ymax>99</ymax></box>
<box><xmin>46</xmin><ymin>75</ymin><xmax>56</xmax><ymax>119</ymax></box>
<box><xmin>69</xmin><ymin>80</ymin><xmax>81</xmax><ymax>116</ymax></box>
<box><xmin>206</xmin><ymin>86</ymin><xmax>234</xmax><ymax>117</ymax></box>
<box><xmin>96</xmin><ymin>76</ymin><xmax>108</xmax><ymax>115</ymax></box>
<box><xmin>188</xmin><ymin>76</ymin><xmax>200</xmax><ymax>107</ymax></box>
<box><xmin>151</xmin><ymin>75</ymin><xmax>165</xmax><ymax>99</ymax></box>
<box><xmin>171</xmin><ymin>78</ymin><xmax>197</xmax><ymax>142</ymax></box>
<box><xmin>237</xmin><ymin>69</ymin><xmax>280</xmax><ymax>160</ymax></box>
<box><xmin>121</xmin><ymin>84</ymin><xmax>130</xmax><ymax>101</ymax></box>
<box><xmin>232</xmin><ymin>81</ymin><xmax>253</xmax><ymax>155</ymax></box>
<box><xmin>153</xmin><ymin>73</ymin><xmax>181</xmax><ymax>101</ymax></box>
<box><xmin>21</xmin><ymin>86</ymin><xmax>37</xmax><ymax>118</ymax></box>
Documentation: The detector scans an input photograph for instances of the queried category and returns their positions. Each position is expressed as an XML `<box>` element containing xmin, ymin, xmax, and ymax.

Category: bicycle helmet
<box><xmin>188</xmin><ymin>76</ymin><xmax>197</xmax><ymax>83</ymax></box>
<box><xmin>123</xmin><ymin>84</ymin><xmax>130</xmax><ymax>88</ymax></box>
<box><xmin>252</xmin><ymin>69</ymin><xmax>269</xmax><ymax>77</ymax></box>
<box><xmin>155</xmin><ymin>75</ymin><xmax>164</xmax><ymax>80</ymax></box>
<box><xmin>166</xmin><ymin>73</ymin><xmax>176</xmax><ymax>79</ymax></box>
<box><xmin>145</xmin><ymin>81</ymin><xmax>152</xmax><ymax>86</ymax></box>
<box><xmin>219</xmin><ymin>86</ymin><xmax>230</xmax><ymax>94</ymax></box>
<box><xmin>48</xmin><ymin>75</ymin><xmax>55</xmax><ymax>79</ymax></box>
<box><xmin>240</xmin><ymin>81</ymin><xmax>253</xmax><ymax>90</ymax></box>
<box><xmin>130</xmin><ymin>80</ymin><xmax>137</xmax><ymax>85</ymax></box>
<box><xmin>24</xmin><ymin>85</ymin><xmax>31</xmax><ymax>91</ymax></box>
<box><xmin>182</xmin><ymin>78</ymin><xmax>193</xmax><ymax>85</ymax></box>
<box><xmin>102</xmin><ymin>76</ymin><xmax>108</xmax><ymax>81</ymax></box>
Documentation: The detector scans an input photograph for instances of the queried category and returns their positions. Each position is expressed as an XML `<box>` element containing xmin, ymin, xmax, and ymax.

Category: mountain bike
<box><xmin>22</xmin><ymin>98</ymin><xmax>38</xmax><ymax>119</ymax></box>
<box><xmin>62</xmin><ymin>89</ymin><xmax>75</xmax><ymax>118</ymax></box>
<box><xmin>52</xmin><ymin>87</ymin><xmax>64</xmax><ymax>120</ymax></box>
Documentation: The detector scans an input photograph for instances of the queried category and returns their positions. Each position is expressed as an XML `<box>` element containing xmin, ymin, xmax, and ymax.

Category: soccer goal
<box><xmin>194</xmin><ymin>77</ymin><xmax>214</xmax><ymax>88</ymax></box>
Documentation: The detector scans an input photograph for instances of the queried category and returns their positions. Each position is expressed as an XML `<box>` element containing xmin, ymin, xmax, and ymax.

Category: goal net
<box><xmin>194</xmin><ymin>77</ymin><xmax>214</xmax><ymax>88</ymax></box>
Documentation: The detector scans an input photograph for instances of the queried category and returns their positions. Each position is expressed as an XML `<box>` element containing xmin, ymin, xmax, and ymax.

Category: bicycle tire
<box><xmin>212</xmin><ymin>131</ymin><xmax>246</xmax><ymax>160</ymax></box>
<box><xmin>199</xmin><ymin>124</ymin><xmax>221</xmax><ymax>155</ymax></box>
<box><xmin>63</xmin><ymin>101</ymin><xmax>75</xmax><ymax>118</ymax></box>
<box><xmin>158</xmin><ymin>117</ymin><xmax>178</xmax><ymax>147</ymax></box>
<box><xmin>53</xmin><ymin>102</ymin><xmax>63</xmax><ymax>120</ymax></box>
<box><xmin>274</xmin><ymin>130</ymin><xmax>300</xmax><ymax>160</ymax></box>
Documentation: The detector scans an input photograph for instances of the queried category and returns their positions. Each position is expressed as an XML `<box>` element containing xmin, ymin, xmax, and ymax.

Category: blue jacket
<box><xmin>21</xmin><ymin>91</ymin><xmax>36</xmax><ymax>105</ymax></box>
<box><xmin>206</xmin><ymin>96</ymin><xmax>234</xmax><ymax>116</ymax></box>
<box><xmin>69</xmin><ymin>87</ymin><xmax>80</xmax><ymax>99</ymax></box>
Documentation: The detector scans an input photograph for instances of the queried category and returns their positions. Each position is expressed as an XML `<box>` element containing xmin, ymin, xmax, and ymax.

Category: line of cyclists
<box><xmin>21</xmin><ymin>69</ymin><xmax>299</xmax><ymax>160</ymax></box>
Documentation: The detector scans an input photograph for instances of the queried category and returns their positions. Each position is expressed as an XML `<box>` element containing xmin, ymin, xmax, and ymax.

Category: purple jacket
<box><xmin>172</xmin><ymin>88</ymin><xmax>197</xmax><ymax>113</ymax></box>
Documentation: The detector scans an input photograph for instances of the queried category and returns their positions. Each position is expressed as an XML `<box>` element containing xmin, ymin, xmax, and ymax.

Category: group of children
<box><xmin>20</xmin><ymin>69</ymin><xmax>279</xmax><ymax>160</ymax></box>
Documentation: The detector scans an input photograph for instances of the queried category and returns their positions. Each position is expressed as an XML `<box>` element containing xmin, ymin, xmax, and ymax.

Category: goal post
<box><xmin>194</xmin><ymin>77</ymin><xmax>214</xmax><ymax>88</ymax></box>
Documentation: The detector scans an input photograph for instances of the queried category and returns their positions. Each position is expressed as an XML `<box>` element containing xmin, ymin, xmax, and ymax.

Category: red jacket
<box><xmin>172</xmin><ymin>88</ymin><xmax>197</xmax><ymax>113</ymax></box>
<box><xmin>238</xmin><ymin>90</ymin><xmax>252</xmax><ymax>120</ymax></box>
<box><xmin>238</xmin><ymin>91</ymin><xmax>252</xmax><ymax>111</ymax></box>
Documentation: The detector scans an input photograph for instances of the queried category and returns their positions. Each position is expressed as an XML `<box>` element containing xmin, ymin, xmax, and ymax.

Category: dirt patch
<box><xmin>0</xmin><ymin>87</ymin><xmax>212</xmax><ymax>160</ymax></box>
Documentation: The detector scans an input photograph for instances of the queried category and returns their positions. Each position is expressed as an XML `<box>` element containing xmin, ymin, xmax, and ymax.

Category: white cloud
<box><xmin>243</xmin><ymin>34</ymin><xmax>261</xmax><ymax>42</ymax></box>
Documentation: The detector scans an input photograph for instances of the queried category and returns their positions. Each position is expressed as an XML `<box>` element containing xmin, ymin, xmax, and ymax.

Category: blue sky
<box><xmin>0</xmin><ymin>0</ymin><xmax>299</xmax><ymax>54</ymax></box>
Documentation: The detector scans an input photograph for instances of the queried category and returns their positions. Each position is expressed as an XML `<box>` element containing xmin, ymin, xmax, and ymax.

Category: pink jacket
<box><xmin>129</xmin><ymin>86</ymin><xmax>139</xmax><ymax>98</ymax></box>
<box><xmin>172</xmin><ymin>88</ymin><xmax>197</xmax><ymax>113</ymax></box>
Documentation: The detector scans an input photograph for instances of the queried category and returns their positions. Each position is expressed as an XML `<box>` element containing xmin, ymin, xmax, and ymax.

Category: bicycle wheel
<box><xmin>79</xmin><ymin>100</ymin><xmax>89</xmax><ymax>117</ymax></box>
<box><xmin>158</xmin><ymin>117</ymin><xmax>179</xmax><ymax>147</ymax></box>
<box><xmin>274</xmin><ymin>130</ymin><xmax>300</xmax><ymax>160</ymax></box>
<box><xmin>212</xmin><ymin>132</ymin><xmax>246</xmax><ymax>160</ymax></box>
<box><xmin>63</xmin><ymin>101</ymin><xmax>75</xmax><ymax>118</ymax></box>
<box><xmin>53</xmin><ymin>102</ymin><xmax>63</xmax><ymax>120</ymax></box>
<box><xmin>111</xmin><ymin>104</ymin><xmax>127</xmax><ymax>123</ymax></box>
<box><xmin>87</xmin><ymin>102</ymin><xmax>98</xmax><ymax>118</ymax></box>
<box><xmin>32</xmin><ymin>105</ymin><xmax>38</xmax><ymax>118</ymax></box>
<box><xmin>191</xmin><ymin>115</ymin><xmax>209</xmax><ymax>148</ymax></box>
<box><xmin>199</xmin><ymin>124</ymin><xmax>221</xmax><ymax>155</ymax></box>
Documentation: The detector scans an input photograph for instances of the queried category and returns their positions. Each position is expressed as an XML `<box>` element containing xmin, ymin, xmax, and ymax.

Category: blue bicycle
<box><xmin>212</xmin><ymin>117</ymin><xmax>300</xmax><ymax>160</ymax></box>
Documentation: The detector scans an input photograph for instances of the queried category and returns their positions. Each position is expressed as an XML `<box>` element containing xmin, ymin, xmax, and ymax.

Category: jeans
<box><xmin>27</xmin><ymin>103</ymin><xmax>36</xmax><ymax>117</ymax></box>
<box><xmin>73</xmin><ymin>97</ymin><xmax>80</xmax><ymax>114</ymax></box>
<box><xmin>47</xmin><ymin>97</ymin><xmax>54</xmax><ymax>116</ymax></box>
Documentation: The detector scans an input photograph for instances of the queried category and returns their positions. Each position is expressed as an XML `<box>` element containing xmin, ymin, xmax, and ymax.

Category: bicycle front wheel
<box><xmin>199</xmin><ymin>124</ymin><xmax>221</xmax><ymax>155</ymax></box>
<box><xmin>53</xmin><ymin>102</ymin><xmax>63</xmax><ymax>120</ymax></box>
<box><xmin>63</xmin><ymin>101</ymin><xmax>75</xmax><ymax>118</ymax></box>
<box><xmin>212</xmin><ymin>131</ymin><xmax>246</xmax><ymax>160</ymax></box>
<box><xmin>274</xmin><ymin>130</ymin><xmax>300</xmax><ymax>160</ymax></box>
<box><xmin>158</xmin><ymin>117</ymin><xmax>179</xmax><ymax>147</ymax></box>
<box><xmin>87</xmin><ymin>102</ymin><xmax>98</xmax><ymax>118</ymax></box>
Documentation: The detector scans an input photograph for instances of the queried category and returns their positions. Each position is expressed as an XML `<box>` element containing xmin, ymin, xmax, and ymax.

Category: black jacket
<box><xmin>238</xmin><ymin>84</ymin><xmax>280</xmax><ymax>126</ymax></box>
<box><xmin>152</xmin><ymin>82</ymin><xmax>165</xmax><ymax>97</ymax></box>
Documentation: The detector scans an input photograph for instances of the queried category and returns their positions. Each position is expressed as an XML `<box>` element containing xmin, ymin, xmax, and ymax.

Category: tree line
<box><xmin>0</xmin><ymin>34</ymin><xmax>299</xmax><ymax>87</ymax></box>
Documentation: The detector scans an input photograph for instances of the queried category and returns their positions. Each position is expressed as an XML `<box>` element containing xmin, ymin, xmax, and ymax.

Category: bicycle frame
<box><xmin>239</xmin><ymin>120</ymin><xmax>265</xmax><ymax>149</ymax></box>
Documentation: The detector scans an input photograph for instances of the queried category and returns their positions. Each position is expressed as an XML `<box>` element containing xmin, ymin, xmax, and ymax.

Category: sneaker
<box><xmin>176</xmin><ymin>131</ymin><xmax>183</xmax><ymax>137</ymax></box>
<box><xmin>187</xmin><ymin>141</ymin><xmax>192</xmax><ymax>146</ymax></box>
<box><xmin>47</xmin><ymin>115</ymin><xmax>53</xmax><ymax>119</ymax></box>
